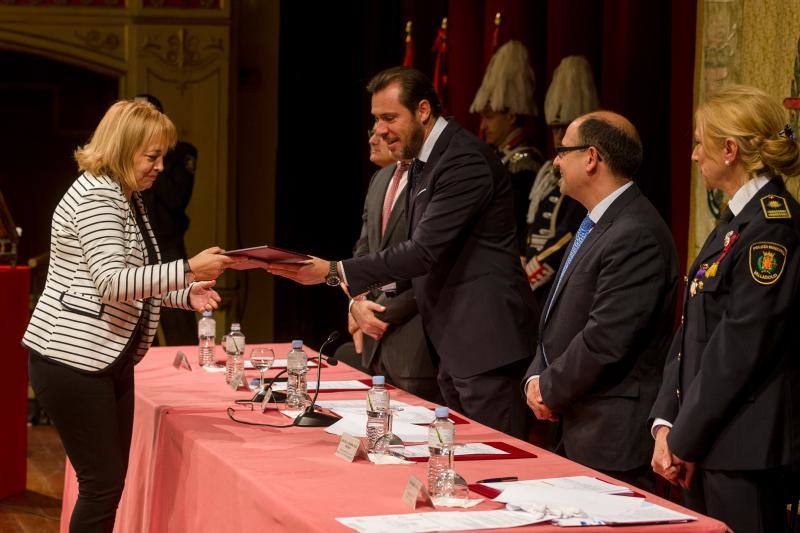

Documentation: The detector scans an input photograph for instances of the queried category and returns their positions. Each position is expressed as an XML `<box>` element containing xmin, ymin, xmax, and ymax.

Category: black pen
<box><xmin>476</xmin><ymin>476</ymin><xmax>518</xmax><ymax>484</ymax></box>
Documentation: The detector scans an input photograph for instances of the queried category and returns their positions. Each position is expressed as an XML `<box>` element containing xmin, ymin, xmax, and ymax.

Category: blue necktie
<box><xmin>541</xmin><ymin>215</ymin><xmax>594</xmax><ymax>366</ymax></box>
<box><xmin>545</xmin><ymin>215</ymin><xmax>595</xmax><ymax>322</ymax></box>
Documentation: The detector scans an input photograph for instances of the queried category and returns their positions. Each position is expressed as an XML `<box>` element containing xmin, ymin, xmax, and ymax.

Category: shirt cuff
<box><xmin>651</xmin><ymin>418</ymin><xmax>673</xmax><ymax>439</ymax></box>
<box><xmin>337</xmin><ymin>261</ymin><xmax>348</xmax><ymax>286</ymax></box>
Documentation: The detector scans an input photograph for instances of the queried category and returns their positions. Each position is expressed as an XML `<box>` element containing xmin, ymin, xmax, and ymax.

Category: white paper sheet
<box><xmin>324</xmin><ymin>414</ymin><xmax>428</xmax><ymax>443</ymax></box>
<box><xmin>485</xmin><ymin>475</ymin><xmax>631</xmax><ymax>495</ymax></box>
<box><xmin>582</xmin><ymin>501</ymin><xmax>696</xmax><ymax>525</ymax></box>
<box><xmin>399</xmin><ymin>442</ymin><xmax>508</xmax><ymax>459</ymax></box>
<box><xmin>244</xmin><ymin>359</ymin><xmax>316</xmax><ymax>369</ymax></box>
<box><xmin>336</xmin><ymin>509</ymin><xmax>550</xmax><ymax>533</ymax></box>
<box><xmin>495</xmin><ymin>485</ymin><xmax>644</xmax><ymax>518</ymax></box>
<box><xmin>316</xmin><ymin>401</ymin><xmax>447</xmax><ymax>425</ymax></box>
<box><xmin>270</xmin><ymin>380</ymin><xmax>369</xmax><ymax>392</ymax></box>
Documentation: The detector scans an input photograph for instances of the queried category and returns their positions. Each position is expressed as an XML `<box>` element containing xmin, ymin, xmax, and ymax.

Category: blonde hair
<box><xmin>544</xmin><ymin>55</ymin><xmax>599</xmax><ymax>126</ymax></box>
<box><xmin>696</xmin><ymin>84</ymin><xmax>800</xmax><ymax>178</ymax></box>
<box><xmin>75</xmin><ymin>99</ymin><xmax>177</xmax><ymax>191</ymax></box>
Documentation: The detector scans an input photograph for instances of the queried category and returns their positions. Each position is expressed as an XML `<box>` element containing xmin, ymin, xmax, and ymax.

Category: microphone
<box><xmin>249</xmin><ymin>333</ymin><xmax>339</xmax><ymax>406</ymax></box>
<box><xmin>293</xmin><ymin>331</ymin><xmax>342</xmax><ymax>427</ymax></box>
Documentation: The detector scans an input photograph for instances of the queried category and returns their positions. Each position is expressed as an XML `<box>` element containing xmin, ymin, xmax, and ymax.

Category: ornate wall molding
<box><xmin>0</xmin><ymin>4</ymin><xmax>234</xmax><ymax>322</ymax></box>
<box><xmin>141</xmin><ymin>27</ymin><xmax>223</xmax><ymax>70</ymax></box>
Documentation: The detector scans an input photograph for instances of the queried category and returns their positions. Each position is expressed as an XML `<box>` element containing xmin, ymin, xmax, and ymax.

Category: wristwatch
<box><xmin>183</xmin><ymin>259</ymin><xmax>195</xmax><ymax>284</ymax></box>
<box><xmin>325</xmin><ymin>260</ymin><xmax>341</xmax><ymax>287</ymax></box>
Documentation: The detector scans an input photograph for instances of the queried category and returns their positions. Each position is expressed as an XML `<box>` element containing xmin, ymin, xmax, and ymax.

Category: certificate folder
<box><xmin>224</xmin><ymin>245</ymin><xmax>311</xmax><ymax>270</ymax></box>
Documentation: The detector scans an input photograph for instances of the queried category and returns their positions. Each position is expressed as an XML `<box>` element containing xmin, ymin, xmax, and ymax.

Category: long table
<box><xmin>60</xmin><ymin>344</ymin><xmax>728</xmax><ymax>532</ymax></box>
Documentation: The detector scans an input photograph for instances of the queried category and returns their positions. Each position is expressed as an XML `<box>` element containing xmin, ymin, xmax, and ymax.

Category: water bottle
<box><xmin>285</xmin><ymin>340</ymin><xmax>311</xmax><ymax>409</ymax></box>
<box><xmin>223</xmin><ymin>323</ymin><xmax>245</xmax><ymax>384</ymax></box>
<box><xmin>197</xmin><ymin>311</ymin><xmax>216</xmax><ymax>367</ymax></box>
<box><xmin>427</xmin><ymin>406</ymin><xmax>455</xmax><ymax>497</ymax></box>
<box><xmin>365</xmin><ymin>376</ymin><xmax>390</xmax><ymax>452</ymax></box>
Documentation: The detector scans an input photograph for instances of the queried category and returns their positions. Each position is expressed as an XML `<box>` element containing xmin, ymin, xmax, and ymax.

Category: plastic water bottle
<box><xmin>197</xmin><ymin>311</ymin><xmax>216</xmax><ymax>367</ymax></box>
<box><xmin>427</xmin><ymin>406</ymin><xmax>455</xmax><ymax>497</ymax></box>
<box><xmin>224</xmin><ymin>323</ymin><xmax>245</xmax><ymax>384</ymax></box>
<box><xmin>285</xmin><ymin>340</ymin><xmax>310</xmax><ymax>409</ymax></box>
<box><xmin>365</xmin><ymin>376</ymin><xmax>390</xmax><ymax>452</ymax></box>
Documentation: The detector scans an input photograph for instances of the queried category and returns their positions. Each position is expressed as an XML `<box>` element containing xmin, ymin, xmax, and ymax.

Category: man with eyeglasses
<box><xmin>522</xmin><ymin>111</ymin><xmax>679</xmax><ymax>491</ymax></box>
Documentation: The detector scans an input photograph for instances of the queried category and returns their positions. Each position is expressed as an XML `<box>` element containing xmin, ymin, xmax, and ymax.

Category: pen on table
<box><xmin>476</xmin><ymin>476</ymin><xmax>518</xmax><ymax>484</ymax></box>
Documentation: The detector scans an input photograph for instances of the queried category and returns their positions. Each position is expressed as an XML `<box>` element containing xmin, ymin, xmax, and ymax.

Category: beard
<box><xmin>401</xmin><ymin>121</ymin><xmax>425</xmax><ymax>160</ymax></box>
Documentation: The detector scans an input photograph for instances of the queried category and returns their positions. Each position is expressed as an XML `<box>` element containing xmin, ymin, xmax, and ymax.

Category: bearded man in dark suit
<box><xmin>268</xmin><ymin>67</ymin><xmax>537</xmax><ymax>438</ymax></box>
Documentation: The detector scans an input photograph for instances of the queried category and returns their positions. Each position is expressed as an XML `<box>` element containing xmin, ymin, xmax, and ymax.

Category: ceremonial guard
<box><xmin>471</xmin><ymin>40</ymin><xmax>544</xmax><ymax>257</ymax></box>
<box><xmin>524</xmin><ymin>56</ymin><xmax>598</xmax><ymax>317</ymax></box>
<box><xmin>650</xmin><ymin>85</ymin><xmax>800</xmax><ymax>533</ymax></box>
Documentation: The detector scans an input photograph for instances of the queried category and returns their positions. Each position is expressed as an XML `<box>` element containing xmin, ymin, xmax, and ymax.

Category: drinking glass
<box><xmin>250</xmin><ymin>347</ymin><xmax>275</xmax><ymax>391</ymax></box>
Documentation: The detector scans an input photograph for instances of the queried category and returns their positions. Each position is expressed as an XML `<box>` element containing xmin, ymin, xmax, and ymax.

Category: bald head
<box><xmin>574</xmin><ymin>111</ymin><xmax>643</xmax><ymax>178</ymax></box>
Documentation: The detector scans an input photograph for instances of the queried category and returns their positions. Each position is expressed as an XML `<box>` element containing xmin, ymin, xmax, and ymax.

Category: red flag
<box><xmin>403</xmin><ymin>21</ymin><xmax>414</xmax><ymax>67</ymax></box>
<box><xmin>432</xmin><ymin>17</ymin><xmax>448</xmax><ymax>112</ymax></box>
<box><xmin>492</xmin><ymin>12</ymin><xmax>503</xmax><ymax>52</ymax></box>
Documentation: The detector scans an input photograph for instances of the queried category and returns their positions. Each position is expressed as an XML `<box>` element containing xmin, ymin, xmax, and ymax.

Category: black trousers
<box><xmin>437</xmin><ymin>358</ymin><xmax>531</xmax><ymax>440</ymax></box>
<box><xmin>683</xmin><ymin>467</ymin><xmax>790</xmax><ymax>533</ymax></box>
<box><xmin>29</xmin><ymin>351</ymin><xmax>135</xmax><ymax>533</ymax></box>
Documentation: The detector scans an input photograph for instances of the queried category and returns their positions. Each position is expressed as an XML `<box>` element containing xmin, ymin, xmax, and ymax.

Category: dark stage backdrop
<box><xmin>274</xmin><ymin>0</ymin><xmax>696</xmax><ymax>349</ymax></box>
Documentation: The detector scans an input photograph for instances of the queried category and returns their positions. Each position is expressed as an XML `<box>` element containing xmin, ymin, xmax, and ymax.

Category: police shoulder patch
<box><xmin>760</xmin><ymin>195</ymin><xmax>791</xmax><ymax>219</ymax></box>
<box><xmin>749</xmin><ymin>241</ymin><xmax>788</xmax><ymax>285</ymax></box>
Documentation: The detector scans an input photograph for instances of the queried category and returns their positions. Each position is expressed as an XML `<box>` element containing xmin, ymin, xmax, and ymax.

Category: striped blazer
<box><xmin>22</xmin><ymin>172</ymin><xmax>193</xmax><ymax>371</ymax></box>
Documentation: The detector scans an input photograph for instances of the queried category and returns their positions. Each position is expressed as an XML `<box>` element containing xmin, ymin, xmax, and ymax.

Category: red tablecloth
<box><xmin>0</xmin><ymin>266</ymin><xmax>30</xmax><ymax>500</ymax></box>
<box><xmin>61</xmin><ymin>344</ymin><xmax>728</xmax><ymax>532</ymax></box>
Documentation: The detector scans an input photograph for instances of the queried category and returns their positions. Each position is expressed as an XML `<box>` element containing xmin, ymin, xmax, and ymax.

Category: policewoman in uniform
<box><xmin>649</xmin><ymin>85</ymin><xmax>800</xmax><ymax>532</ymax></box>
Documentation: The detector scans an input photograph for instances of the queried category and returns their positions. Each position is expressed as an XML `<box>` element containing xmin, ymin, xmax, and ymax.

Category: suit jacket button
<box><xmin>677</xmin><ymin>351</ymin><xmax>682</xmax><ymax>360</ymax></box>
<box><xmin>676</xmin><ymin>388</ymin><xmax>681</xmax><ymax>398</ymax></box>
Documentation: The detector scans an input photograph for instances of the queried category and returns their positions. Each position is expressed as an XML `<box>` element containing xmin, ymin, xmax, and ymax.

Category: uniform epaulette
<box><xmin>760</xmin><ymin>194</ymin><xmax>791</xmax><ymax>220</ymax></box>
<box><xmin>508</xmin><ymin>148</ymin><xmax>541</xmax><ymax>174</ymax></box>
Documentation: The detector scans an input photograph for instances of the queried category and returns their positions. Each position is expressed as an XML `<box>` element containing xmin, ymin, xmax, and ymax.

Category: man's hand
<box><xmin>651</xmin><ymin>426</ymin><xmax>681</xmax><ymax>485</ymax></box>
<box><xmin>350</xmin><ymin>299</ymin><xmax>389</xmax><ymax>340</ymax></box>
<box><xmin>266</xmin><ymin>256</ymin><xmax>329</xmax><ymax>285</ymax></box>
<box><xmin>671</xmin><ymin>452</ymin><xmax>696</xmax><ymax>490</ymax></box>
<box><xmin>347</xmin><ymin>311</ymin><xmax>360</xmax><ymax>336</ymax></box>
<box><xmin>188</xmin><ymin>280</ymin><xmax>222</xmax><ymax>313</ymax></box>
<box><xmin>525</xmin><ymin>377</ymin><xmax>558</xmax><ymax>422</ymax></box>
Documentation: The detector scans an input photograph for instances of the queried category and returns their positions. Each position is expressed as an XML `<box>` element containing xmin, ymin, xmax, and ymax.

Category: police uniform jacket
<box><xmin>650</xmin><ymin>176</ymin><xmax>800</xmax><ymax>470</ymax></box>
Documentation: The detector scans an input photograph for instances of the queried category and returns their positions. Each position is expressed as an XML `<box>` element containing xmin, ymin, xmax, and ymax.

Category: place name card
<box><xmin>401</xmin><ymin>475</ymin><xmax>434</xmax><ymax>510</ymax></box>
<box><xmin>335</xmin><ymin>433</ymin><xmax>368</xmax><ymax>462</ymax></box>
<box><xmin>172</xmin><ymin>351</ymin><xmax>192</xmax><ymax>371</ymax></box>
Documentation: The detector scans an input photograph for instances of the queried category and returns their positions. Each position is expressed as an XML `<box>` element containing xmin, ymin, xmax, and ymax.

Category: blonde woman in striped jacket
<box><xmin>22</xmin><ymin>100</ymin><xmax>239</xmax><ymax>533</ymax></box>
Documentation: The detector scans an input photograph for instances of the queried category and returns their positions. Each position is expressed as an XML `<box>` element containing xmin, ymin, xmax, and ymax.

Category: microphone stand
<box><xmin>293</xmin><ymin>332</ymin><xmax>342</xmax><ymax>427</ymax></box>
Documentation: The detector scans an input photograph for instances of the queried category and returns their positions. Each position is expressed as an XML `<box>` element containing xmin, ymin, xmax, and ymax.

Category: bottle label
<box><xmin>225</xmin><ymin>335</ymin><xmax>244</xmax><ymax>354</ymax></box>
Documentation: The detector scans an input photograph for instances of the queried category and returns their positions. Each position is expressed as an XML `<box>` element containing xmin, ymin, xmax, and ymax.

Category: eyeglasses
<box><xmin>555</xmin><ymin>144</ymin><xmax>592</xmax><ymax>157</ymax></box>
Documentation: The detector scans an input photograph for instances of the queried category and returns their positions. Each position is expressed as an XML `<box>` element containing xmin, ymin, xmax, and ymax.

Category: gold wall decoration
<box><xmin>691</xmin><ymin>0</ymin><xmax>800</xmax><ymax>262</ymax></box>
<box><xmin>141</xmin><ymin>28</ymin><xmax>224</xmax><ymax>70</ymax></box>
<box><xmin>0</xmin><ymin>0</ymin><xmax>238</xmax><ymax>335</ymax></box>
